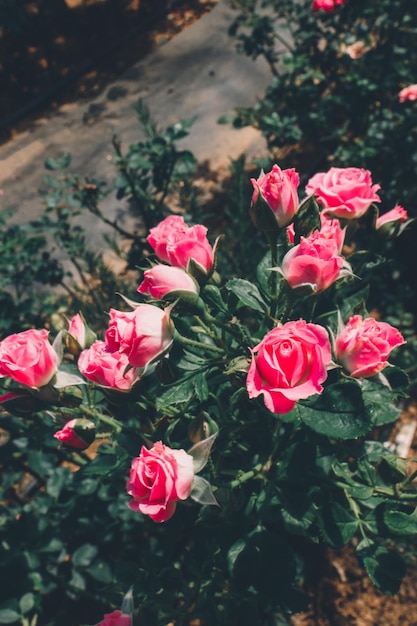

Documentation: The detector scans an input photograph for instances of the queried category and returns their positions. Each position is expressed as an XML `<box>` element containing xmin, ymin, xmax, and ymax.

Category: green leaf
<box><xmin>193</xmin><ymin>373</ymin><xmax>209</xmax><ymax>402</ymax></box>
<box><xmin>19</xmin><ymin>593</ymin><xmax>34</xmax><ymax>615</ymax></box>
<box><xmin>156</xmin><ymin>378</ymin><xmax>195</xmax><ymax>409</ymax></box>
<box><xmin>292</xmin><ymin>194</ymin><xmax>321</xmax><ymax>243</ymax></box>
<box><xmin>226</xmin><ymin>278</ymin><xmax>267</xmax><ymax>313</ymax></box>
<box><xmin>72</xmin><ymin>543</ymin><xmax>98</xmax><ymax>568</ymax></box>
<box><xmin>86</xmin><ymin>560</ymin><xmax>113</xmax><ymax>583</ymax></box>
<box><xmin>317</xmin><ymin>500</ymin><xmax>358</xmax><ymax>548</ymax></box>
<box><xmin>361</xmin><ymin>379</ymin><xmax>402</xmax><ymax>426</ymax></box>
<box><xmin>44</xmin><ymin>153</ymin><xmax>71</xmax><ymax>170</ymax></box>
<box><xmin>0</xmin><ymin>609</ymin><xmax>21</xmax><ymax>624</ymax></box>
<box><xmin>46</xmin><ymin>467</ymin><xmax>69</xmax><ymax>499</ymax></box>
<box><xmin>299</xmin><ymin>382</ymin><xmax>372</xmax><ymax>439</ymax></box>
<box><xmin>382</xmin><ymin>505</ymin><xmax>417</xmax><ymax>535</ymax></box>
<box><xmin>362</xmin><ymin>547</ymin><xmax>406</xmax><ymax>594</ymax></box>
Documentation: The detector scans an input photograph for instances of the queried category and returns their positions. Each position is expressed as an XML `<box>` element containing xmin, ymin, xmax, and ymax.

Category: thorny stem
<box><xmin>230</xmin><ymin>463</ymin><xmax>264</xmax><ymax>489</ymax></box>
<box><xmin>175</xmin><ymin>331</ymin><xmax>225</xmax><ymax>355</ymax></box>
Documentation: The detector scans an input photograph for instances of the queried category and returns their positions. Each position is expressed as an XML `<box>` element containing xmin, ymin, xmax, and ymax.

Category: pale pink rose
<box><xmin>68</xmin><ymin>314</ymin><xmax>86</xmax><ymax>348</ymax></box>
<box><xmin>105</xmin><ymin>305</ymin><xmax>174</xmax><ymax>369</ymax></box>
<box><xmin>78</xmin><ymin>341</ymin><xmax>139</xmax><ymax>391</ymax></box>
<box><xmin>376</xmin><ymin>205</ymin><xmax>408</xmax><ymax>230</ymax></box>
<box><xmin>399</xmin><ymin>84</ymin><xmax>417</xmax><ymax>103</ymax></box>
<box><xmin>281</xmin><ymin>230</ymin><xmax>348</xmax><ymax>294</ymax></box>
<box><xmin>147</xmin><ymin>216</ymin><xmax>214</xmax><ymax>275</ymax></box>
<box><xmin>247</xmin><ymin>320</ymin><xmax>331</xmax><ymax>414</ymax></box>
<box><xmin>127</xmin><ymin>441</ymin><xmax>195</xmax><ymax>522</ymax></box>
<box><xmin>137</xmin><ymin>265</ymin><xmax>199</xmax><ymax>300</ymax></box>
<box><xmin>335</xmin><ymin>315</ymin><xmax>405</xmax><ymax>378</ymax></box>
<box><xmin>96</xmin><ymin>610</ymin><xmax>132</xmax><ymax>626</ymax></box>
<box><xmin>0</xmin><ymin>329</ymin><xmax>58</xmax><ymax>389</ymax></box>
<box><xmin>305</xmin><ymin>167</ymin><xmax>381</xmax><ymax>220</ymax></box>
<box><xmin>54</xmin><ymin>418</ymin><xmax>95</xmax><ymax>450</ymax></box>
<box><xmin>312</xmin><ymin>0</ymin><xmax>344</xmax><ymax>12</ymax></box>
<box><xmin>251</xmin><ymin>164</ymin><xmax>300</xmax><ymax>228</ymax></box>
<box><xmin>286</xmin><ymin>213</ymin><xmax>345</xmax><ymax>253</ymax></box>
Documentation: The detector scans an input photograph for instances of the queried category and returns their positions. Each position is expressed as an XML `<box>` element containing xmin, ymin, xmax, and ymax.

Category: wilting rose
<box><xmin>335</xmin><ymin>315</ymin><xmax>405</xmax><ymax>378</ymax></box>
<box><xmin>376</xmin><ymin>205</ymin><xmax>408</xmax><ymax>230</ymax></box>
<box><xmin>251</xmin><ymin>164</ymin><xmax>300</xmax><ymax>229</ymax></box>
<box><xmin>305</xmin><ymin>167</ymin><xmax>381</xmax><ymax>220</ymax></box>
<box><xmin>96</xmin><ymin>610</ymin><xmax>132</xmax><ymax>626</ymax></box>
<box><xmin>78</xmin><ymin>341</ymin><xmax>140</xmax><ymax>391</ymax></box>
<box><xmin>247</xmin><ymin>320</ymin><xmax>332</xmax><ymax>414</ymax></box>
<box><xmin>312</xmin><ymin>0</ymin><xmax>344</xmax><ymax>12</ymax></box>
<box><xmin>399</xmin><ymin>84</ymin><xmax>417</xmax><ymax>103</ymax></box>
<box><xmin>105</xmin><ymin>304</ymin><xmax>174</xmax><ymax>369</ymax></box>
<box><xmin>147</xmin><ymin>215</ymin><xmax>214</xmax><ymax>276</ymax></box>
<box><xmin>281</xmin><ymin>230</ymin><xmax>349</xmax><ymax>294</ymax></box>
<box><xmin>54</xmin><ymin>418</ymin><xmax>95</xmax><ymax>450</ymax></box>
<box><xmin>138</xmin><ymin>265</ymin><xmax>199</xmax><ymax>301</ymax></box>
<box><xmin>127</xmin><ymin>441</ymin><xmax>194</xmax><ymax>522</ymax></box>
<box><xmin>0</xmin><ymin>329</ymin><xmax>58</xmax><ymax>389</ymax></box>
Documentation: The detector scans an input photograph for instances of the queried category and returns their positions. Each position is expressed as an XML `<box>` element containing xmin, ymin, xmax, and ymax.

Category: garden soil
<box><xmin>1</xmin><ymin>1</ymin><xmax>417</xmax><ymax>624</ymax></box>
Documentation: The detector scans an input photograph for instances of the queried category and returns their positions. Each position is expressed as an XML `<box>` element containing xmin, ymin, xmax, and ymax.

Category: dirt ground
<box><xmin>2</xmin><ymin>3</ymin><xmax>417</xmax><ymax>624</ymax></box>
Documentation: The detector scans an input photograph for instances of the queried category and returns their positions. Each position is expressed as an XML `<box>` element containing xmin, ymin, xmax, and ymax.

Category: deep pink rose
<box><xmin>78</xmin><ymin>341</ymin><xmax>140</xmax><ymax>391</ymax></box>
<box><xmin>0</xmin><ymin>329</ymin><xmax>58</xmax><ymax>389</ymax></box>
<box><xmin>305</xmin><ymin>167</ymin><xmax>381</xmax><ymax>220</ymax></box>
<box><xmin>312</xmin><ymin>0</ymin><xmax>344</xmax><ymax>11</ymax></box>
<box><xmin>251</xmin><ymin>164</ymin><xmax>300</xmax><ymax>228</ymax></box>
<box><xmin>399</xmin><ymin>84</ymin><xmax>417</xmax><ymax>103</ymax></box>
<box><xmin>127</xmin><ymin>441</ymin><xmax>195</xmax><ymax>522</ymax></box>
<box><xmin>247</xmin><ymin>320</ymin><xmax>331</xmax><ymax>414</ymax></box>
<box><xmin>281</xmin><ymin>230</ymin><xmax>348</xmax><ymax>294</ymax></box>
<box><xmin>147</xmin><ymin>216</ymin><xmax>214</xmax><ymax>275</ymax></box>
<box><xmin>335</xmin><ymin>315</ymin><xmax>405</xmax><ymax>378</ymax></box>
<box><xmin>376</xmin><ymin>205</ymin><xmax>408</xmax><ymax>230</ymax></box>
<box><xmin>105</xmin><ymin>305</ymin><xmax>174</xmax><ymax>369</ymax></box>
<box><xmin>54</xmin><ymin>418</ymin><xmax>95</xmax><ymax>450</ymax></box>
<box><xmin>96</xmin><ymin>610</ymin><xmax>132</xmax><ymax>626</ymax></box>
<box><xmin>137</xmin><ymin>265</ymin><xmax>199</xmax><ymax>300</ymax></box>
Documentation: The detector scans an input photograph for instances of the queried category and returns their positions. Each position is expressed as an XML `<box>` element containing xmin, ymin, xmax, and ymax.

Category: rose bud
<box><xmin>250</xmin><ymin>164</ymin><xmax>300</xmax><ymax>232</ymax></box>
<box><xmin>78</xmin><ymin>341</ymin><xmax>140</xmax><ymax>391</ymax></box>
<box><xmin>335</xmin><ymin>315</ymin><xmax>406</xmax><ymax>378</ymax></box>
<box><xmin>137</xmin><ymin>265</ymin><xmax>199</xmax><ymax>303</ymax></box>
<box><xmin>127</xmin><ymin>441</ymin><xmax>195</xmax><ymax>522</ymax></box>
<box><xmin>376</xmin><ymin>205</ymin><xmax>409</xmax><ymax>236</ymax></box>
<box><xmin>312</xmin><ymin>0</ymin><xmax>344</xmax><ymax>12</ymax></box>
<box><xmin>54</xmin><ymin>418</ymin><xmax>95</xmax><ymax>450</ymax></box>
<box><xmin>96</xmin><ymin>610</ymin><xmax>132</xmax><ymax>626</ymax></box>
<box><xmin>247</xmin><ymin>319</ymin><xmax>332</xmax><ymax>414</ymax></box>
<box><xmin>66</xmin><ymin>313</ymin><xmax>97</xmax><ymax>356</ymax></box>
<box><xmin>0</xmin><ymin>328</ymin><xmax>58</xmax><ymax>389</ymax></box>
<box><xmin>399</xmin><ymin>84</ymin><xmax>417</xmax><ymax>103</ymax></box>
<box><xmin>305</xmin><ymin>167</ymin><xmax>381</xmax><ymax>220</ymax></box>
<box><xmin>105</xmin><ymin>304</ymin><xmax>174</xmax><ymax>370</ymax></box>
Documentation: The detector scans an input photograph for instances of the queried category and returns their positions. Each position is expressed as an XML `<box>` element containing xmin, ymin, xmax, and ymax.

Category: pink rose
<box><xmin>137</xmin><ymin>265</ymin><xmax>199</xmax><ymax>301</ymax></box>
<box><xmin>247</xmin><ymin>320</ymin><xmax>332</xmax><ymax>414</ymax></box>
<box><xmin>66</xmin><ymin>313</ymin><xmax>97</xmax><ymax>356</ymax></box>
<box><xmin>281</xmin><ymin>230</ymin><xmax>349</xmax><ymax>294</ymax></box>
<box><xmin>286</xmin><ymin>213</ymin><xmax>345</xmax><ymax>253</ymax></box>
<box><xmin>345</xmin><ymin>41</ymin><xmax>367</xmax><ymax>60</ymax></box>
<box><xmin>399</xmin><ymin>84</ymin><xmax>417</xmax><ymax>103</ymax></box>
<box><xmin>147</xmin><ymin>216</ymin><xmax>214</xmax><ymax>276</ymax></box>
<box><xmin>54</xmin><ymin>418</ymin><xmax>95</xmax><ymax>450</ymax></box>
<box><xmin>251</xmin><ymin>164</ymin><xmax>300</xmax><ymax>228</ymax></box>
<box><xmin>0</xmin><ymin>329</ymin><xmax>58</xmax><ymax>389</ymax></box>
<box><xmin>305</xmin><ymin>167</ymin><xmax>381</xmax><ymax>220</ymax></box>
<box><xmin>78</xmin><ymin>340</ymin><xmax>140</xmax><ymax>391</ymax></box>
<box><xmin>105</xmin><ymin>304</ymin><xmax>174</xmax><ymax>369</ymax></box>
<box><xmin>376</xmin><ymin>205</ymin><xmax>408</xmax><ymax>230</ymax></box>
<box><xmin>335</xmin><ymin>315</ymin><xmax>406</xmax><ymax>378</ymax></box>
<box><xmin>127</xmin><ymin>441</ymin><xmax>195</xmax><ymax>522</ymax></box>
<box><xmin>96</xmin><ymin>610</ymin><xmax>132</xmax><ymax>626</ymax></box>
<box><xmin>312</xmin><ymin>0</ymin><xmax>344</xmax><ymax>12</ymax></box>
<box><xmin>69</xmin><ymin>314</ymin><xmax>86</xmax><ymax>348</ymax></box>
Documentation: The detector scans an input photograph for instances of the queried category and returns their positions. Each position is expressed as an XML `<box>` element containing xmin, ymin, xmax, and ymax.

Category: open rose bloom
<box><xmin>147</xmin><ymin>215</ymin><xmax>214</xmax><ymax>276</ymax></box>
<box><xmin>312</xmin><ymin>0</ymin><xmax>344</xmax><ymax>12</ymax></box>
<box><xmin>247</xmin><ymin>320</ymin><xmax>332</xmax><ymax>414</ymax></box>
<box><xmin>335</xmin><ymin>315</ymin><xmax>406</xmax><ymax>378</ymax></box>
<box><xmin>0</xmin><ymin>329</ymin><xmax>58</xmax><ymax>389</ymax></box>
<box><xmin>306</xmin><ymin>167</ymin><xmax>381</xmax><ymax>220</ymax></box>
<box><xmin>399</xmin><ymin>84</ymin><xmax>417</xmax><ymax>103</ymax></box>
<box><xmin>127</xmin><ymin>441</ymin><xmax>195</xmax><ymax>522</ymax></box>
<box><xmin>78</xmin><ymin>341</ymin><xmax>140</xmax><ymax>391</ymax></box>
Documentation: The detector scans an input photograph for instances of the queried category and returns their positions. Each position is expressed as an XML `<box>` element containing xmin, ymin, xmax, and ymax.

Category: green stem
<box><xmin>230</xmin><ymin>463</ymin><xmax>264</xmax><ymax>489</ymax></box>
<box><xmin>174</xmin><ymin>331</ymin><xmax>225</xmax><ymax>355</ymax></box>
<box><xmin>81</xmin><ymin>406</ymin><xmax>123</xmax><ymax>434</ymax></box>
<box><xmin>267</xmin><ymin>232</ymin><xmax>279</xmax><ymax>319</ymax></box>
